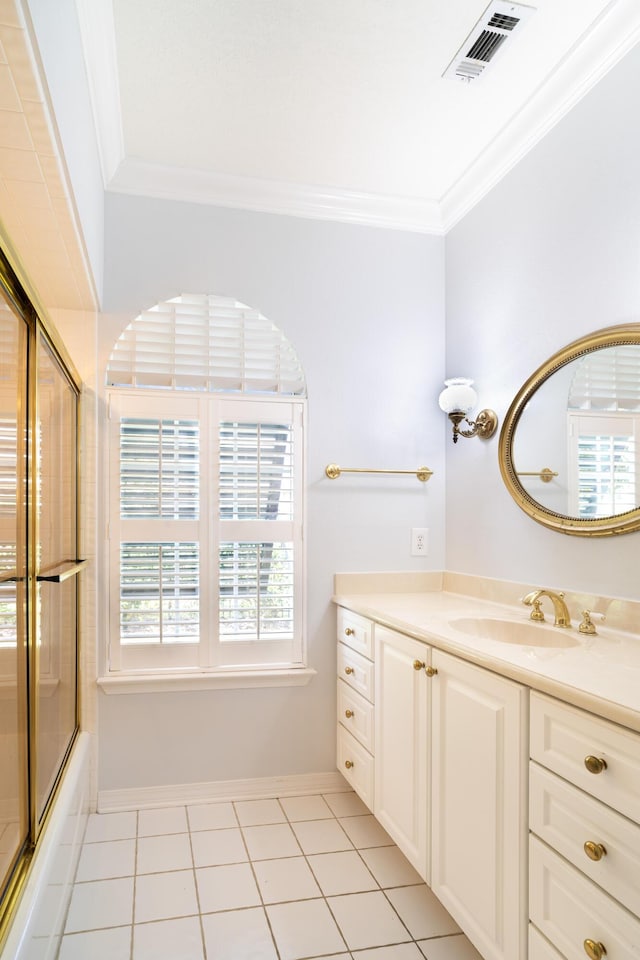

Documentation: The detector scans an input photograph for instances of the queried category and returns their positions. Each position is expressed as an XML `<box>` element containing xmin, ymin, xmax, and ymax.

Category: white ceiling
<box><xmin>78</xmin><ymin>0</ymin><xmax>640</xmax><ymax>233</ymax></box>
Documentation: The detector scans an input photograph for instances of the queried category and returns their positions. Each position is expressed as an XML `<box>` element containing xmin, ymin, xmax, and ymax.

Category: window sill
<box><xmin>97</xmin><ymin>667</ymin><xmax>317</xmax><ymax>695</ymax></box>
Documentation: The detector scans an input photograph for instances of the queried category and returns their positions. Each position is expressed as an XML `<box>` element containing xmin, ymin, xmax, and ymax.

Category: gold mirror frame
<box><xmin>499</xmin><ymin>323</ymin><xmax>640</xmax><ymax>537</ymax></box>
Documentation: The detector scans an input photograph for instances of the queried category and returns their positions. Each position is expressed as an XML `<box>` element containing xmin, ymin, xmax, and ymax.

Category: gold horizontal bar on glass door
<box><xmin>36</xmin><ymin>559</ymin><xmax>88</xmax><ymax>583</ymax></box>
<box><xmin>516</xmin><ymin>468</ymin><xmax>558</xmax><ymax>483</ymax></box>
<box><xmin>325</xmin><ymin>463</ymin><xmax>433</xmax><ymax>482</ymax></box>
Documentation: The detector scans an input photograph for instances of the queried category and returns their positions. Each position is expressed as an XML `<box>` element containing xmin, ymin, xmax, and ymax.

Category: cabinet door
<box><xmin>430</xmin><ymin>649</ymin><xmax>528</xmax><ymax>960</ymax></box>
<box><xmin>374</xmin><ymin>626</ymin><xmax>429</xmax><ymax>878</ymax></box>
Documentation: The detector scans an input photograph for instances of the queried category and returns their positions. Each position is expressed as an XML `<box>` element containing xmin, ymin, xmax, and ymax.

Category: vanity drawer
<box><xmin>337</xmin><ymin>679</ymin><xmax>374</xmax><ymax>753</ymax></box>
<box><xmin>337</xmin><ymin>607</ymin><xmax>374</xmax><ymax>659</ymax></box>
<box><xmin>529</xmin><ymin>925</ymin><xmax>564</xmax><ymax>960</ymax></box>
<box><xmin>337</xmin><ymin>725</ymin><xmax>374</xmax><ymax>810</ymax></box>
<box><xmin>530</xmin><ymin>835</ymin><xmax>640</xmax><ymax>960</ymax></box>
<box><xmin>338</xmin><ymin>642</ymin><xmax>374</xmax><ymax>702</ymax></box>
<box><xmin>530</xmin><ymin>761</ymin><xmax>640</xmax><ymax>915</ymax></box>
<box><xmin>530</xmin><ymin>692</ymin><xmax>640</xmax><ymax>824</ymax></box>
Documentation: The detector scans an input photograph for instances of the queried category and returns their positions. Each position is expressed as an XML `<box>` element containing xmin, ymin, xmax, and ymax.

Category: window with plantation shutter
<box><xmin>567</xmin><ymin>349</ymin><xmax>640</xmax><ymax>517</ymax></box>
<box><xmin>105</xmin><ymin>296</ymin><xmax>306</xmax><ymax>680</ymax></box>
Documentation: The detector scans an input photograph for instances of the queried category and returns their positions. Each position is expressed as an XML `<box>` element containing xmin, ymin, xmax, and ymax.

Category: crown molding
<box><xmin>75</xmin><ymin>0</ymin><xmax>125</xmax><ymax>185</ymax></box>
<box><xmin>440</xmin><ymin>0</ymin><xmax>640</xmax><ymax>231</ymax></box>
<box><xmin>107</xmin><ymin>158</ymin><xmax>445</xmax><ymax>234</ymax></box>
<box><xmin>87</xmin><ymin>0</ymin><xmax>640</xmax><ymax>236</ymax></box>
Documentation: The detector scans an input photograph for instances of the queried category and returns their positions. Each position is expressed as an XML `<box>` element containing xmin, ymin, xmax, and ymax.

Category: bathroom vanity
<box><xmin>334</xmin><ymin>573</ymin><xmax>640</xmax><ymax>960</ymax></box>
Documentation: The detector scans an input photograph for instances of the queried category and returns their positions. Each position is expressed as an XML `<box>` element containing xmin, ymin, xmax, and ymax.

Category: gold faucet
<box><xmin>522</xmin><ymin>589</ymin><xmax>572</xmax><ymax>628</ymax></box>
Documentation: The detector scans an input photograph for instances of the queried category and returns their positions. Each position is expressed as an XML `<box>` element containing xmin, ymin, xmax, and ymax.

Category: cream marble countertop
<box><xmin>333</xmin><ymin>575</ymin><xmax>640</xmax><ymax>734</ymax></box>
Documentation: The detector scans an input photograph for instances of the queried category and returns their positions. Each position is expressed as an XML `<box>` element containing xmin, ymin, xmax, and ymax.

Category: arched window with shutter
<box><xmin>105</xmin><ymin>295</ymin><xmax>307</xmax><ymax>678</ymax></box>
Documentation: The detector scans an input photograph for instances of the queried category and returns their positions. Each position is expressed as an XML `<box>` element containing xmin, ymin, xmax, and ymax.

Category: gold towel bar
<box><xmin>325</xmin><ymin>464</ymin><xmax>433</xmax><ymax>482</ymax></box>
<box><xmin>516</xmin><ymin>468</ymin><xmax>558</xmax><ymax>483</ymax></box>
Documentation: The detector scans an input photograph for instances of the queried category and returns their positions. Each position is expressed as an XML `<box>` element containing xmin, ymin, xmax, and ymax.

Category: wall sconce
<box><xmin>438</xmin><ymin>377</ymin><xmax>498</xmax><ymax>444</ymax></box>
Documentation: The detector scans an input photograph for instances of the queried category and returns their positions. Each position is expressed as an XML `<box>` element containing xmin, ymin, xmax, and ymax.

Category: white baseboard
<box><xmin>98</xmin><ymin>770</ymin><xmax>350</xmax><ymax>812</ymax></box>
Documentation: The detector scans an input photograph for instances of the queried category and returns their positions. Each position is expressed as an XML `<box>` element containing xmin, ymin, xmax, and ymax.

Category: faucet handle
<box><xmin>528</xmin><ymin>598</ymin><xmax>545</xmax><ymax>622</ymax></box>
<box><xmin>578</xmin><ymin>610</ymin><xmax>605</xmax><ymax>636</ymax></box>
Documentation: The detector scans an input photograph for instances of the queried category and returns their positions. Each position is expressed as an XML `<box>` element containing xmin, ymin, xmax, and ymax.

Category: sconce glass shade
<box><xmin>438</xmin><ymin>377</ymin><xmax>477</xmax><ymax>414</ymax></box>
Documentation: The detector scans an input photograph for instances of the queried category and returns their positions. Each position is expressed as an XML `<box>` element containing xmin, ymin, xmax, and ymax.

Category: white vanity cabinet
<box><xmin>338</xmin><ymin>610</ymin><xmax>529</xmax><ymax>960</ymax></box>
<box><xmin>374</xmin><ymin>625</ymin><xmax>430</xmax><ymax>877</ymax></box>
<box><xmin>430</xmin><ymin>649</ymin><xmax>529</xmax><ymax>960</ymax></box>
<box><xmin>336</xmin><ymin>608</ymin><xmax>375</xmax><ymax>809</ymax></box>
<box><xmin>529</xmin><ymin>692</ymin><xmax>640</xmax><ymax>960</ymax></box>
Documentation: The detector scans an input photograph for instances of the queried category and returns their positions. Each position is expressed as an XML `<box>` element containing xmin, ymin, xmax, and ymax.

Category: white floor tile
<box><xmin>323</xmin><ymin>791</ymin><xmax>370</xmax><ymax>818</ymax></box>
<box><xmin>187</xmin><ymin>802</ymin><xmax>237</xmax><ymax>832</ymax></box>
<box><xmin>354</xmin><ymin>944</ymin><xmax>424</xmax><ymax>959</ymax></box>
<box><xmin>58</xmin><ymin>926</ymin><xmax>132</xmax><ymax>960</ymax></box>
<box><xmin>134</xmin><ymin>870</ymin><xmax>198</xmax><ymax>923</ymax></box>
<box><xmin>279</xmin><ymin>794</ymin><xmax>334</xmax><ymax>821</ymax></box>
<box><xmin>328</xmin><ymin>890</ymin><xmax>411</xmax><ymax>951</ymax></box>
<box><xmin>290</xmin><ymin>818</ymin><xmax>353</xmax><ymax>855</ymax></box>
<box><xmin>242</xmin><ymin>822</ymin><xmax>301</xmax><ymax>860</ymax></box>
<box><xmin>267</xmin><ymin>898</ymin><xmax>346</xmax><ymax>960</ymax></box>
<box><xmin>307</xmin><ymin>850</ymin><xmax>377</xmax><ymax>896</ymax></box>
<box><xmin>338</xmin><ymin>815</ymin><xmax>394</xmax><ymax>849</ymax></box>
<box><xmin>191</xmin><ymin>827</ymin><xmax>248</xmax><ymax>867</ymax></box>
<box><xmin>359</xmin><ymin>845</ymin><xmax>423</xmax><ymax>888</ymax></box>
<box><xmin>65</xmin><ymin>877</ymin><xmax>134</xmax><ymax>932</ymax></box>
<box><xmin>84</xmin><ymin>812</ymin><xmax>137</xmax><ymax>844</ymax></box>
<box><xmin>417</xmin><ymin>933</ymin><xmax>484</xmax><ymax>959</ymax></box>
<box><xmin>253</xmin><ymin>856</ymin><xmax>321</xmax><ymax>903</ymax></box>
<box><xmin>136</xmin><ymin>832</ymin><xmax>193</xmax><ymax>874</ymax></box>
<box><xmin>233</xmin><ymin>798</ymin><xmax>286</xmax><ymax>826</ymax></box>
<box><xmin>196</xmin><ymin>862</ymin><xmax>261</xmax><ymax>913</ymax></box>
<box><xmin>75</xmin><ymin>838</ymin><xmax>136</xmax><ymax>882</ymax></box>
<box><xmin>202</xmin><ymin>907</ymin><xmax>278</xmax><ymax>959</ymax></box>
<box><xmin>386</xmin><ymin>886</ymin><xmax>461</xmax><ymax>940</ymax></box>
<box><xmin>137</xmin><ymin>806</ymin><xmax>188</xmax><ymax>837</ymax></box>
<box><xmin>133</xmin><ymin>916</ymin><xmax>204</xmax><ymax>960</ymax></box>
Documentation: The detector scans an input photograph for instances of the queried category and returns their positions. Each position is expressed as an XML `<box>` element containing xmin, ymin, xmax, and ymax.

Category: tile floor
<box><xmin>59</xmin><ymin>791</ymin><xmax>484</xmax><ymax>960</ymax></box>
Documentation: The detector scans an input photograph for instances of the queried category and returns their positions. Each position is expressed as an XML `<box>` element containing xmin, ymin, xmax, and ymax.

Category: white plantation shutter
<box><xmin>567</xmin><ymin>348</ymin><xmax>640</xmax><ymax>518</ymax></box>
<box><xmin>106</xmin><ymin>298</ymin><xmax>306</xmax><ymax>674</ymax></box>
<box><xmin>568</xmin><ymin>413</ymin><xmax>638</xmax><ymax>518</ymax></box>
<box><xmin>107</xmin><ymin>294</ymin><xmax>306</xmax><ymax>396</ymax></box>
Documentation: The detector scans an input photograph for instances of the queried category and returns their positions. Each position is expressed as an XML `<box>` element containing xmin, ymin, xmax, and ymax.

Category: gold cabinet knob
<box><xmin>583</xmin><ymin>939</ymin><xmax>607</xmax><ymax>960</ymax></box>
<box><xmin>344</xmin><ymin>666</ymin><xmax>354</xmax><ymax>675</ymax></box>
<box><xmin>584</xmin><ymin>841</ymin><xmax>607</xmax><ymax>862</ymax></box>
<box><xmin>413</xmin><ymin>659</ymin><xmax>425</xmax><ymax>671</ymax></box>
<box><xmin>584</xmin><ymin>755</ymin><xmax>607</xmax><ymax>775</ymax></box>
<box><xmin>344</xmin><ymin>709</ymin><xmax>354</xmax><ymax>719</ymax></box>
<box><xmin>344</xmin><ymin>627</ymin><xmax>355</xmax><ymax>636</ymax></box>
<box><xmin>425</xmin><ymin>665</ymin><xmax>438</xmax><ymax>677</ymax></box>
<box><xmin>344</xmin><ymin>760</ymin><xmax>354</xmax><ymax>769</ymax></box>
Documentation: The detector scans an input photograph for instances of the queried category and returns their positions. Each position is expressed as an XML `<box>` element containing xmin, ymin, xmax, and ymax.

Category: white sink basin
<box><xmin>449</xmin><ymin>617</ymin><xmax>580</xmax><ymax>649</ymax></box>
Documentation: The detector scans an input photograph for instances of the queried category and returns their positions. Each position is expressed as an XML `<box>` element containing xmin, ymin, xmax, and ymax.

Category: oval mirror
<box><xmin>499</xmin><ymin>324</ymin><xmax>640</xmax><ymax>536</ymax></box>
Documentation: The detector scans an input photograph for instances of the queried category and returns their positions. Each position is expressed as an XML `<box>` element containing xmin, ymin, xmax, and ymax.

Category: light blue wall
<box><xmin>99</xmin><ymin>198</ymin><xmax>446</xmax><ymax>790</ymax></box>
<box><xmin>445</xmin><ymin>42</ymin><xmax>640</xmax><ymax>600</ymax></box>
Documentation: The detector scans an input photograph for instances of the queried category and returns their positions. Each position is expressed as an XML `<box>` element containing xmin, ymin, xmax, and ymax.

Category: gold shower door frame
<box><xmin>0</xmin><ymin>251</ymin><xmax>81</xmax><ymax>943</ymax></box>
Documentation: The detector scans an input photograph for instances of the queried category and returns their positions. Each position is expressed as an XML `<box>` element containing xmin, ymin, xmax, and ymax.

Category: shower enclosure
<box><xmin>0</xmin><ymin>250</ymin><xmax>81</xmax><ymax>944</ymax></box>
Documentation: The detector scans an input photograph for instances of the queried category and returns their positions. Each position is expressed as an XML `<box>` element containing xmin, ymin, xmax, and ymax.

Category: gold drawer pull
<box><xmin>344</xmin><ymin>760</ymin><xmax>354</xmax><ymax>769</ymax></box>
<box><xmin>584</xmin><ymin>841</ymin><xmax>607</xmax><ymax>862</ymax></box>
<box><xmin>344</xmin><ymin>666</ymin><xmax>354</xmax><ymax>675</ymax></box>
<box><xmin>344</xmin><ymin>627</ymin><xmax>355</xmax><ymax>636</ymax></box>
<box><xmin>413</xmin><ymin>659</ymin><xmax>425</xmax><ymax>671</ymax></box>
<box><xmin>583</xmin><ymin>939</ymin><xmax>606</xmax><ymax>960</ymax></box>
<box><xmin>426</xmin><ymin>665</ymin><xmax>438</xmax><ymax>677</ymax></box>
<box><xmin>344</xmin><ymin>709</ymin><xmax>354</xmax><ymax>719</ymax></box>
<box><xmin>584</xmin><ymin>755</ymin><xmax>607</xmax><ymax>775</ymax></box>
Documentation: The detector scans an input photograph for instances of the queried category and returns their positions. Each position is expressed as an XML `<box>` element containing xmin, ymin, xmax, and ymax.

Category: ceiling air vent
<box><xmin>443</xmin><ymin>1</ymin><xmax>536</xmax><ymax>84</ymax></box>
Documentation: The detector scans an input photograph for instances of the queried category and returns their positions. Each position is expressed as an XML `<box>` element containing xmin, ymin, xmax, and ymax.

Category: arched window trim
<box><xmin>101</xmin><ymin>296</ymin><xmax>312</xmax><ymax>692</ymax></box>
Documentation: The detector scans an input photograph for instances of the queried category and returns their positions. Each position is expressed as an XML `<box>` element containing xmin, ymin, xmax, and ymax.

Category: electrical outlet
<box><xmin>411</xmin><ymin>527</ymin><xmax>429</xmax><ymax>556</ymax></box>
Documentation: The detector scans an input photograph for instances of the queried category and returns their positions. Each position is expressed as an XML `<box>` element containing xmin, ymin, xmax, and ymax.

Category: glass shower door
<box><xmin>0</xmin><ymin>297</ymin><xmax>29</xmax><ymax>906</ymax></box>
<box><xmin>34</xmin><ymin>333</ymin><xmax>80</xmax><ymax>826</ymax></box>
